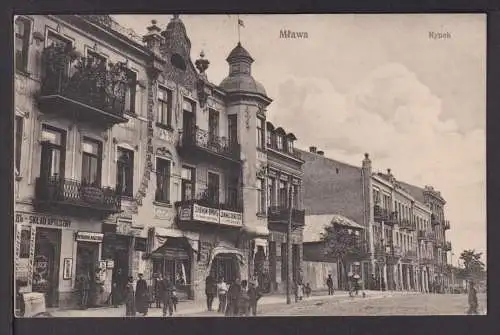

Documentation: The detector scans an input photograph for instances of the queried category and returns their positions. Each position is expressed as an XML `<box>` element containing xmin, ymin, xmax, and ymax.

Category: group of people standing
<box><xmin>205</xmin><ymin>275</ymin><xmax>263</xmax><ymax>316</ymax></box>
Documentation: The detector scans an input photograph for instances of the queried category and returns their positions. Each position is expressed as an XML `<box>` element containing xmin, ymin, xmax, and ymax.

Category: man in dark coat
<box><xmin>159</xmin><ymin>276</ymin><xmax>175</xmax><ymax>317</ymax></box>
<box><xmin>326</xmin><ymin>274</ymin><xmax>334</xmax><ymax>295</ymax></box>
<box><xmin>205</xmin><ymin>275</ymin><xmax>217</xmax><ymax>311</ymax></box>
<box><xmin>247</xmin><ymin>281</ymin><xmax>262</xmax><ymax>316</ymax></box>
<box><xmin>125</xmin><ymin>276</ymin><xmax>135</xmax><ymax>317</ymax></box>
<box><xmin>135</xmin><ymin>273</ymin><xmax>149</xmax><ymax>316</ymax></box>
<box><xmin>225</xmin><ymin>278</ymin><xmax>241</xmax><ymax>316</ymax></box>
<box><xmin>467</xmin><ymin>281</ymin><xmax>479</xmax><ymax>315</ymax></box>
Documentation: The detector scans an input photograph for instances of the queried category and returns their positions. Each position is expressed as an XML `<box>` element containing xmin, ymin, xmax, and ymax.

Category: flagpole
<box><xmin>237</xmin><ymin>15</ymin><xmax>241</xmax><ymax>43</ymax></box>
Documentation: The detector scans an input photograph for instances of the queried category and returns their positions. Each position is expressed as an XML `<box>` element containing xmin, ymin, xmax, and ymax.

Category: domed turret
<box><xmin>219</xmin><ymin>42</ymin><xmax>267</xmax><ymax>97</ymax></box>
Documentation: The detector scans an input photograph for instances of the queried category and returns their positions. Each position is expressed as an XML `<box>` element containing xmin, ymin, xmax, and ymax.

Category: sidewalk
<box><xmin>48</xmin><ymin>290</ymin><xmax>419</xmax><ymax>317</ymax></box>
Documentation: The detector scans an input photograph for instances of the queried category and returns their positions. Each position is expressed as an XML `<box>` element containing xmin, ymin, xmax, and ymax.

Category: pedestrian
<box><xmin>304</xmin><ymin>283</ymin><xmax>312</xmax><ymax>298</ymax></box>
<box><xmin>111</xmin><ymin>282</ymin><xmax>120</xmax><ymax>307</ymax></box>
<box><xmin>159</xmin><ymin>276</ymin><xmax>175</xmax><ymax>317</ymax></box>
<box><xmin>154</xmin><ymin>273</ymin><xmax>162</xmax><ymax>308</ymax></box>
<box><xmin>467</xmin><ymin>281</ymin><xmax>479</xmax><ymax>315</ymax></box>
<box><xmin>205</xmin><ymin>274</ymin><xmax>217</xmax><ymax>311</ymax></box>
<box><xmin>135</xmin><ymin>273</ymin><xmax>149</xmax><ymax>316</ymax></box>
<box><xmin>225</xmin><ymin>278</ymin><xmax>241</xmax><ymax>316</ymax></box>
<box><xmin>238</xmin><ymin>280</ymin><xmax>250</xmax><ymax>316</ymax></box>
<box><xmin>217</xmin><ymin>277</ymin><xmax>228</xmax><ymax>313</ymax></box>
<box><xmin>247</xmin><ymin>281</ymin><xmax>262</xmax><ymax>316</ymax></box>
<box><xmin>78</xmin><ymin>273</ymin><xmax>90</xmax><ymax>309</ymax></box>
<box><xmin>294</xmin><ymin>280</ymin><xmax>304</xmax><ymax>302</ymax></box>
<box><xmin>326</xmin><ymin>274</ymin><xmax>334</xmax><ymax>295</ymax></box>
<box><xmin>370</xmin><ymin>273</ymin><xmax>377</xmax><ymax>290</ymax></box>
<box><xmin>125</xmin><ymin>276</ymin><xmax>136</xmax><ymax>317</ymax></box>
<box><xmin>172</xmin><ymin>285</ymin><xmax>178</xmax><ymax>312</ymax></box>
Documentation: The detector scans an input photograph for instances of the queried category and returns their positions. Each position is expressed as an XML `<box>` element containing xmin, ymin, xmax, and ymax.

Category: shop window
<box><xmin>157</xmin><ymin>86</ymin><xmax>172</xmax><ymax>128</ymax></box>
<box><xmin>15</xmin><ymin>116</ymin><xmax>23</xmax><ymax>175</ymax></box>
<box><xmin>15</xmin><ymin>17</ymin><xmax>31</xmax><ymax>72</ymax></box>
<box><xmin>81</xmin><ymin>138</ymin><xmax>102</xmax><ymax>187</ymax></box>
<box><xmin>116</xmin><ymin>147</ymin><xmax>134</xmax><ymax>197</ymax></box>
<box><xmin>155</xmin><ymin>158</ymin><xmax>171</xmax><ymax>203</ymax></box>
<box><xmin>19</xmin><ymin>228</ymin><xmax>31</xmax><ymax>258</ymax></box>
<box><xmin>40</xmin><ymin>125</ymin><xmax>66</xmax><ymax>180</ymax></box>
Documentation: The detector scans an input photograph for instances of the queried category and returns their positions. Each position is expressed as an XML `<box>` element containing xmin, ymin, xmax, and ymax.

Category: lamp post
<box><xmin>286</xmin><ymin>184</ymin><xmax>293</xmax><ymax>304</ymax></box>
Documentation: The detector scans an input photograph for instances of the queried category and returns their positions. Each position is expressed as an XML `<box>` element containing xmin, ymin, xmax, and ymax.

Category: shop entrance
<box><xmin>102</xmin><ymin>234</ymin><xmax>130</xmax><ymax>302</ymax></box>
<box><xmin>75</xmin><ymin>241</ymin><xmax>100</xmax><ymax>305</ymax></box>
<box><xmin>210</xmin><ymin>254</ymin><xmax>240</xmax><ymax>284</ymax></box>
<box><xmin>32</xmin><ymin>228</ymin><xmax>61</xmax><ymax>307</ymax></box>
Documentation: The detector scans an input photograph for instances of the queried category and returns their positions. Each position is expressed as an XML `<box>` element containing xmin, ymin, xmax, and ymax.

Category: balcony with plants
<box><xmin>38</xmin><ymin>43</ymin><xmax>129</xmax><ymax>126</ymax></box>
<box><xmin>34</xmin><ymin>175</ymin><xmax>121</xmax><ymax>216</ymax></box>
<box><xmin>178</xmin><ymin>125</ymin><xmax>241</xmax><ymax>164</ymax></box>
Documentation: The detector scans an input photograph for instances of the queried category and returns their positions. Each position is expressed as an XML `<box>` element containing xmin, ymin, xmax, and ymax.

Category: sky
<box><xmin>113</xmin><ymin>14</ymin><xmax>487</xmax><ymax>265</ymax></box>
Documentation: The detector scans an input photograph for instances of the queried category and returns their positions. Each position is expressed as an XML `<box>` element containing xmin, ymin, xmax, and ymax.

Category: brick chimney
<box><xmin>317</xmin><ymin>150</ymin><xmax>324</xmax><ymax>156</ymax></box>
<box><xmin>309</xmin><ymin>146</ymin><xmax>317</xmax><ymax>153</ymax></box>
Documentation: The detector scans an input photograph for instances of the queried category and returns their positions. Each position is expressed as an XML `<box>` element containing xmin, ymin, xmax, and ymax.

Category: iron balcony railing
<box><xmin>39</xmin><ymin>44</ymin><xmax>128</xmax><ymax>120</ymax></box>
<box><xmin>178</xmin><ymin>126</ymin><xmax>240</xmax><ymax>161</ymax></box>
<box><xmin>399</xmin><ymin>218</ymin><xmax>416</xmax><ymax>231</ymax></box>
<box><xmin>386</xmin><ymin>211</ymin><xmax>399</xmax><ymax>225</ymax></box>
<box><xmin>35</xmin><ymin>176</ymin><xmax>121</xmax><ymax>213</ymax></box>
<box><xmin>175</xmin><ymin>186</ymin><xmax>243</xmax><ymax>213</ymax></box>
<box><xmin>267</xmin><ymin>206</ymin><xmax>305</xmax><ymax>226</ymax></box>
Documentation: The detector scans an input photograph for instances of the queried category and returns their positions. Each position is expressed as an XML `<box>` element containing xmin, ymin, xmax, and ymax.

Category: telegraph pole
<box><xmin>286</xmin><ymin>184</ymin><xmax>293</xmax><ymax>304</ymax></box>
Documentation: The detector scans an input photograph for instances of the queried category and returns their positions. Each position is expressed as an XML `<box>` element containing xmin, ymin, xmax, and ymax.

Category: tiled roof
<box><xmin>303</xmin><ymin>214</ymin><xmax>363</xmax><ymax>243</ymax></box>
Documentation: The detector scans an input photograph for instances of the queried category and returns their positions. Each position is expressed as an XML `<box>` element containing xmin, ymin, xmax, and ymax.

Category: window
<box><xmin>40</xmin><ymin>125</ymin><xmax>66</xmax><ymax>179</ymax></box>
<box><xmin>15</xmin><ymin>17</ymin><xmax>31</xmax><ymax>72</ymax></box>
<box><xmin>276</xmin><ymin>135</ymin><xmax>283</xmax><ymax>150</ymax></box>
<box><xmin>19</xmin><ymin>228</ymin><xmax>31</xmax><ymax>258</ymax></box>
<box><xmin>228</xmin><ymin>114</ymin><xmax>237</xmax><ymax>147</ymax></box>
<box><xmin>226</xmin><ymin>176</ymin><xmax>239</xmax><ymax>209</ymax></box>
<box><xmin>157</xmin><ymin>87</ymin><xmax>172</xmax><ymax>127</ymax></box>
<box><xmin>257</xmin><ymin>178</ymin><xmax>265</xmax><ymax>213</ymax></box>
<box><xmin>266</xmin><ymin>129</ymin><xmax>272</xmax><ymax>147</ymax></box>
<box><xmin>208</xmin><ymin>109</ymin><xmax>219</xmax><ymax>142</ymax></box>
<box><xmin>181</xmin><ymin>166</ymin><xmax>195</xmax><ymax>201</ymax></box>
<box><xmin>373</xmin><ymin>189</ymin><xmax>380</xmax><ymax>205</ymax></box>
<box><xmin>292</xmin><ymin>184</ymin><xmax>300</xmax><ymax>208</ymax></box>
<box><xmin>81</xmin><ymin>138</ymin><xmax>102</xmax><ymax>187</ymax></box>
<box><xmin>15</xmin><ymin>116</ymin><xmax>23</xmax><ymax>174</ymax></box>
<box><xmin>87</xmin><ymin>50</ymin><xmax>106</xmax><ymax>66</ymax></box>
<box><xmin>125</xmin><ymin>69</ymin><xmax>137</xmax><ymax>114</ymax></box>
<box><xmin>207</xmin><ymin>172</ymin><xmax>220</xmax><ymax>204</ymax></box>
<box><xmin>287</xmin><ymin>139</ymin><xmax>294</xmax><ymax>153</ymax></box>
<box><xmin>47</xmin><ymin>31</ymin><xmax>71</xmax><ymax>48</ymax></box>
<box><xmin>267</xmin><ymin>177</ymin><xmax>275</xmax><ymax>208</ymax></box>
<box><xmin>116</xmin><ymin>147</ymin><xmax>134</xmax><ymax>197</ymax></box>
<box><xmin>256</xmin><ymin>118</ymin><xmax>265</xmax><ymax>149</ymax></box>
<box><xmin>155</xmin><ymin>158</ymin><xmax>171</xmax><ymax>203</ymax></box>
<box><xmin>278</xmin><ymin>180</ymin><xmax>288</xmax><ymax>208</ymax></box>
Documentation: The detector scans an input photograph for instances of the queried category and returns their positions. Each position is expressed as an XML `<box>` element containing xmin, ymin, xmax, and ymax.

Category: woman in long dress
<box><xmin>135</xmin><ymin>273</ymin><xmax>149</xmax><ymax>316</ymax></box>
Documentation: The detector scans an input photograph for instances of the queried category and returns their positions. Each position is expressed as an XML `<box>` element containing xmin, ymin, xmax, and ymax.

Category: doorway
<box><xmin>210</xmin><ymin>254</ymin><xmax>240</xmax><ymax>284</ymax></box>
<box><xmin>32</xmin><ymin>228</ymin><xmax>61</xmax><ymax>307</ymax></box>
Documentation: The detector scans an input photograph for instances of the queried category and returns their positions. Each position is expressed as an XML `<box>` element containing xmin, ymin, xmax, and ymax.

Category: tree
<box><xmin>459</xmin><ymin>249</ymin><xmax>485</xmax><ymax>282</ymax></box>
<box><xmin>321</xmin><ymin>224</ymin><xmax>363</xmax><ymax>290</ymax></box>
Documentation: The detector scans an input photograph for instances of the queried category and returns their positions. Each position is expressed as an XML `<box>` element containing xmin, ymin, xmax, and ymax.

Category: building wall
<box><xmin>303</xmin><ymin>261</ymin><xmax>338</xmax><ymax>290</ymax></box>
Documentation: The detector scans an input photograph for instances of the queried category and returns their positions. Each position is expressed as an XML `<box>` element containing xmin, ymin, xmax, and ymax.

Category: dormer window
<box><xmin>287</xmin><ymin>140</ymin><xmax>294</xmax><ymax>153</ymax></box>
<box><xmin>276</xmin><ymin>135</ymin><xmax>283</xmax><ymax>150</ymax></box>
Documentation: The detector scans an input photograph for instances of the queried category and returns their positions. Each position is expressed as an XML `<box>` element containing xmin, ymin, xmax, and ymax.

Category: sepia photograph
<box><xmin>13</xmin><ymin>13</ymin><xmax>486</xmax><ymax>318</ymax></box>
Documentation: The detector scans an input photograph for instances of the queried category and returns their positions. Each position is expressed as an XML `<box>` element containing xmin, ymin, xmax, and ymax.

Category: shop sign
<box><xmin>192</xmin><ymin>204</ymin><xmax>219</xmax><ymax>224</ymax></box>
<box><xmin>220</xmin><ymin>210</ymin><xmax>243</xmax><ymax>226</ymax></box>
<box><xmin>76</xmin><ymin>231</ymin><xmax>104</xmax><ymax>243</ymax></box>
<box><xmin>179</xmin><ymin>206</ymin><xmax>192</xmax><ymax>221</ymax></box>
<box><xmin>15</xmin><ymin>211</ymin><xmax>71</xmax><ymax>228</ymax></box>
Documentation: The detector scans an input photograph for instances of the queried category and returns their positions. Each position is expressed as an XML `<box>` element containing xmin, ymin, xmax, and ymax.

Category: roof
<box><xmin>219</xmin><ymin>75</ymin><xmax>267</xmax><ymax>96</ymax></box>
<box><xmin>394</xmin><ymin>181</ymin><xmax>426</xmax><ymax>204</ymax></box>
<box><xmin>226</xmin><ymin>42</ymin><xmax>254</xmax><ymax>62</ymax></box>
<box><xmin>303</xmin><ymin>214</ymin><xmax>364</xmax><ymax>243</ymax></box>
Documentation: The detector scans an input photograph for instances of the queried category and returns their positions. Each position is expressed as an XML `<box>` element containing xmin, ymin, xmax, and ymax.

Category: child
<box><xmin>304</xmin><ymin>283</ymin><xmax>312</xmax><ymax>298</ymax></box>
<box><xmin>172</xmin><ymin>286</ymin><xmax>178</xmax><ymax>312</ymax></box>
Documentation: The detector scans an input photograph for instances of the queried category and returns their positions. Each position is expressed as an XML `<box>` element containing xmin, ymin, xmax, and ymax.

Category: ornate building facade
<box><xmin>14</xmin><ymin>14</ymin><xmax>305</xmax><ymax>308</ymax></box>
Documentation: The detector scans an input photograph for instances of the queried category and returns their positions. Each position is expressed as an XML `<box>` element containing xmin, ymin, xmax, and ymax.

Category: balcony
<box><xmin>444</xmin><ymin>220</ymin><xmax>451</xmax><ymax>230</ymax></box>
<box><xmin>400</xmin><ymin>218</ymin><xmax>416</xmax><ymax>231</ymax></box>
<box><xmin>178</xmin><ymin>126</ymin><xmax>241</xmax><ymax>164</ymax></box>
<box><xmin>175</xmin><ymin>188</ymin><xmax>243</xmax><ymax>227</ymax></box>
<box><xmin>38</xmin><ymin>44</ymin><xmax>128</xmax><ymax>126</ymax></box>
<box><xmin>391</xmin><ymin>246</ymin><xmax>403</xmax><ymax>258</ymax></box>
<box><xmin>34</xmin><ymin>176</ymin><xmax>121</xmax><ymax>216</ymax></box>
<box><xmin>373</xmin><ymin>205</ymin><xmax>389</xmax><ymax>223</ymax></box>
<box><xmin>444</xmin><ymin>241</ymin><xmax>452</xmax><ymax>251</ymax></box>
<box><xmin>431</xmin><ymin>214</ymin><xmax>441</xmax><ymax>226</ymax></box>
<box><xmin>403</xmin><ymin>250</ymin><xmax>418</xmax><ymax>260</ymax></box>
<box><xmin>268</xmin><ymin>206</ymin><xmax>305</xmax><ymax>227</ymax></box>
<box><xmin>386</xmin><ymin>211</ymin><xmax>399</xmax><ymax>226</ymax></box>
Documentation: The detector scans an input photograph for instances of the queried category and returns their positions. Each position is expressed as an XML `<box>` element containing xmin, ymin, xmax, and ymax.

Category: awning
<box><xmin>152</xmin><ymin>227</ymin><xmax>199</xmax><ymax>253</ymax></box>
<box><xmin>208</xmin><ymin>245</ymin><xmax>245</xmax><ymax>269</ymax></box>
<box><xmin>241</xmin><ymin>225</ymin><xmax>269</xmax><ymax>238</ymax></box>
